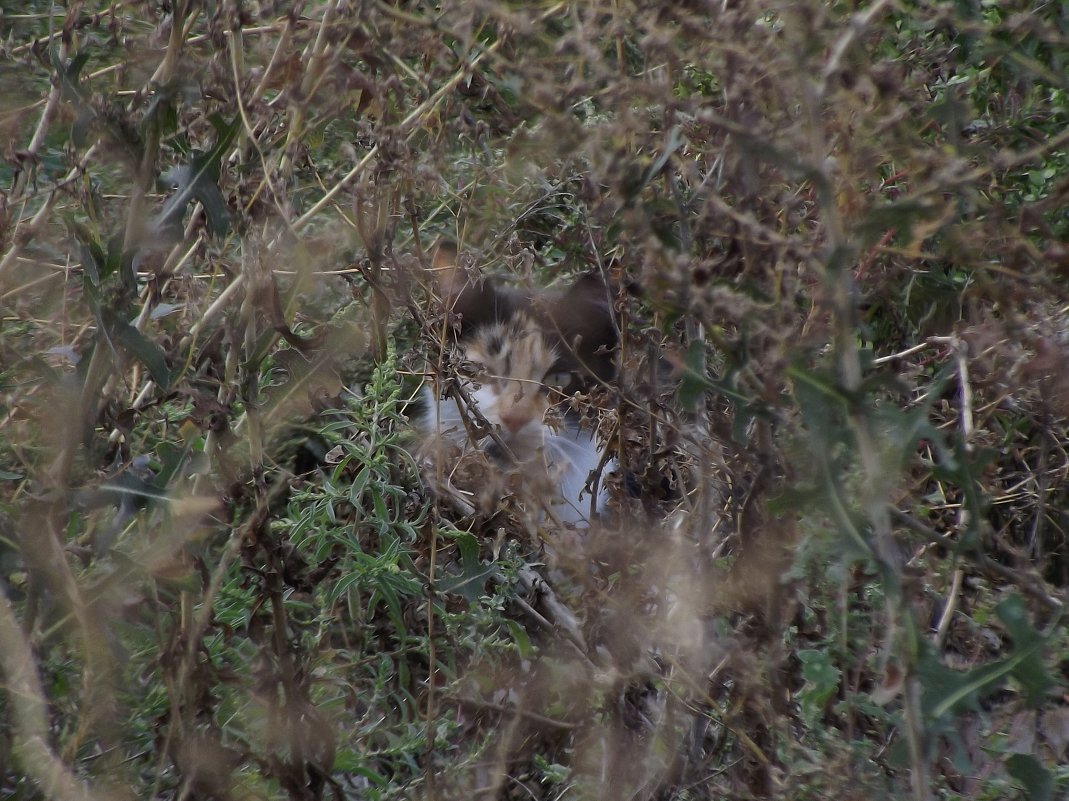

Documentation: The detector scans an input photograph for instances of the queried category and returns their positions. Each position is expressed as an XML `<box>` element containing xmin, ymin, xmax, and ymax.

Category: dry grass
<box><xmin>1</xmin><ymin>1</ymin><xmax>1068</xmax><ymax>799</ymax></box>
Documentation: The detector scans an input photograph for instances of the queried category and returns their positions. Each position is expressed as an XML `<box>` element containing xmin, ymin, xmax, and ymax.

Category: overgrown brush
<box><xmin>1</xmin><ymin>2</ymin><xmax>1067</xmax><ymax>800</ymax></box>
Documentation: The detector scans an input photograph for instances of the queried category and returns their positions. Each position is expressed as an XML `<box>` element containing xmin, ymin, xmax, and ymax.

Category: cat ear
<box><xmin>548</xmin><ymin>272</ymin><xmax>618</xmax><ymax>382</ymax></box>
<box><xmin>429</xmin><ymin>239</ymin><xmax>464</xmax><ymax>298</ymax></box>
<box><xmin>429</xmin><ymin>239</ymin><xmax>510</xmax><ymax>336</ymax></box>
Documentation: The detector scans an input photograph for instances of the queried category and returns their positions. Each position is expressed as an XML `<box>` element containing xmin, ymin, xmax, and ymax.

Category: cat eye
<box><xmin>542</xmin><ymin>370</ymin><xmax>575</xmax><ymax>390</ymax></box>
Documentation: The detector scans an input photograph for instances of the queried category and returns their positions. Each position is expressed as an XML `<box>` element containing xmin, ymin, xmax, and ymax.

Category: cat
<box><xmin>419</xmin><ymin>241</ymin><xmax>617</xmax><ymax>526</ymax></box>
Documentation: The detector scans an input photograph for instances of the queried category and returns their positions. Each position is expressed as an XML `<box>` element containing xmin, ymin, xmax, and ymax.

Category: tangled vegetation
<box><xmin>1</xmin><ymin>1</ymin><xmax>1068</xmax><ymax>799</ymax></box>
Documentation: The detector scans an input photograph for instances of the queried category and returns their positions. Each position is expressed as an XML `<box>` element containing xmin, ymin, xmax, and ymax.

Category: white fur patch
<box><xmin>420</xmin><ymin>383</ymin><xmax>611</xmax><ymax>525</ymax></box>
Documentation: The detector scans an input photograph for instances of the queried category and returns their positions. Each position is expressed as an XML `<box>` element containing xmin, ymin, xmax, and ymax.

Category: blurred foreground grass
<box><xmin>1</xmin><ymin>2</ymin><xmax>1068</xmax><ymax>799</ymax></box>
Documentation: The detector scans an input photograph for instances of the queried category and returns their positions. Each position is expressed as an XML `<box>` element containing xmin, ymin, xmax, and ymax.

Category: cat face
<box><xmin>420</xmin><ymin>242</ymin><xmax>618</xmax><ymax>524</ymax></box>
<box><xmin>429</xmin><ymin>239</ymin><xmax>620</xmax><ymax>397</ymax></box>
<box><xmin>462</xmin><ymin>315</ymin><xmax>559</xmax><ymax>450</ymax></box>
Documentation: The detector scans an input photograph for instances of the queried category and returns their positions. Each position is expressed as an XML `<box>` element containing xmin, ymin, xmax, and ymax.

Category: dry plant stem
<box><xmin>585</xmin><ymin>417</ymin><xmax>619</xmax><ymax>518</ymax></box>
<box><xmin>133</xmin><ymin>236</ymin><xmax>201</xmax><ymax>331</ymax></box>
<box><xmin>288</xmin><ymin>5</ymin><xmax>579</xmax><ymax>233</ymax></box>
<box><xmin>122</xmin><ymin>0</ymin><xmax>186</xmax><ymax>260</ymax></box>
<box><xmin>515</xmin><ymin>567</ymin><xmax>594</xmax><ymax>668</ymax></box>
<box><xmin>935</xmin><ymin>568</ymin><xmax>964</xmax><ymax>649</ymax></box>
<box><xmin>433</xmin><ymin>474</ymin><xmax>477</xmax><ymax>517</ymax></box>
<box><xmin>13</xmin><ymin>504</ymin><xmax>118</xmax><ymax>793</ymax></box>
<box><xmin>250</xmin><ymin>15</ymin><xmax>294</xmax><ymax>102</ymax></box>
<box><xmin>872</xmin><ymin>337</ymin><xmax>942</xmax><ymax>365</ymax></box>
<box><xmin>187</xmin><ymin>272</ymin><xmax>245</xmax><ymax>343</ymax></box>
<box><xmin>1027</xmin><ymin>434</ymin><xmax>1051</xmax><ymax>558</ymax></box>
<box><xmin>8</xmin><ymin>2</ymin><xmax>125</xmax><ymax>56</ymax></box>
<box><xmin>228</xmin><ymin>26</ymin><xmax>286</xmax><ymax>220</ymax></box>
<box><xmin>300</xmin><ymin>0</ymin><xmax>343</xmax><ymax>99</ymax></box>
<box><xmin>0</xmin><ymin>588</ymin><xmax>109</xmax><ymax>801</ymax></box>
<box><xmin>0</xmin><ymin>146</ymin><xmax>97</xmax><ymax>286</ymax></box>
<box><xmin>170</xmin><ymin>515</ymin><xmax>257</xmax><ymax>771</ymax></box>
<box><xmin>0</xmin><ymin>190</ymin><xmax>60</xmax><ymax>283</ymax></box>
<box><xmin>242</xmin><ymin>248</ymin><xmax>265</xmax><ymax>473</ymax></box>
<box><xmin>796</xmin><ymin>7</ymin><xmax>926</xmax><ymax>795</ymax></box>
<box><xmin>43</xmin><ymin>340</ymin><xmax>108</xmax><ymax>489</ymax></box>
<box><xmin>511</xmin><ymin>590</ymin><xmax>594</xmax><ymax>670</ymax></box>
<box><xmin>483</xmin><ymin>715</ymin><xmax>526</xmax><ymax>799</ymax></box>
<box><xmin>819</xmin><ymin>0</ymin><xmax>895</xmax><ymax>95</ymax></box>
<box><xmin>0</xmin><ymin>263</ymin><xmax>64</xmax><ymax>300</ymax></box>
<box><xmin>425</xmin><ymin>518</ymin><xmax>439</xmax><ymax>801</ymax></box>
<box><xmin>443</xmin><ymin>373</ymin><xmax>516</xmax><ymax>461</ymax></box>
<box><xmin>193</xmin><ymin>273</ymin><xmax>243</xmax><ymax>498</ymax></box>
<box><xmin>150</xmin><ymin>0</ymin><xmax>199</xmax><ymax>85</ymax></box>
<box><xmin>278</xmin><ymin>0</ymin><xmax>342</xmax><ymax>177</ymax></box>
<box><xmin>898</xmin><ymin>677</ymin><xmax>928</xmax><ymax>789</ymax></box>
<box><xmin>932</xmin><ymin>335</ymin><xmax>975</xmax><ymax>443</ymax></box>
<box><xmin>892</xmin><ymin>509</ymin><xmax>1066</xmax><ymax>612</ymax></box>
<box><xmin>934</xmin><ymin>336</ymin><xmax>973</xmax><ymax>650</ymax></box>
<box><xmin>449</xmin><ymin>695</ymin><xmax>576</xmax><ymax>730</ymax></box>
<box><xmin>15</xmin><ymin>37</ymin><xmax>66</xmax><ymax>198</ymax></box>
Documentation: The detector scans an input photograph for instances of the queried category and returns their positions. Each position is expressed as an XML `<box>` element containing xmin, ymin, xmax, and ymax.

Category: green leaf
<box><xmin>371</xmin><ymin>578</ymin><xmax>406</xmax><ymax>634</ymax></box>
<box><xmin>65</xmin><ymin>219</ymin><xmax>136</xmax><ymax>291</ymax></box>
<box><xmin>331</xmin><ymin>571</ymin><xmax>361</xmax><ymax>602</ymax></box>
<box><xmin>331</xmin><ymin>751</ymin><xmax>387</xmax><ymax>784</ymax></box>
<box><xmin>641</xmin><ymin>124</ymin><xmax>685</xmax><ymax>190</ymax></box>
<box><xmin>921</xmin><ymin>598</ymin><xmax>1057</xmax><ymax>721</ymax></box>
<box><xmin>1005</xmin><ymin>753</ymin><xmax>1053</xmax><ymax>801</ymax></box>
<box><xmin>51</xmin><ymin>48</ymin><xmax>140</xmax><ymax>153</ymax></box>
<box><xmin>676</xmin><ymin>340</ymin><xmax>765</xmax><ymax>416</ymax></box>
<box><xmin>156</xmin><ymin>441</ymin><xmax>195</xmax><ymax>486</ymax></box>
<box><xmin>105</xmin><ymin>231</ymin><xmax>136</xmax><ymax>291</ymax></box>
<box><xmin>505</xmin><ymin>619</ymin><xmax>533</xmax><ymax>657</ymax></box>
<box><xmin>677</xmin><ymin>340</ymin><xmax>706</xmax><ymax>412</ymax></box>
<box><xmin>99</xmin><ymin>472</ymin><xmax>169</xmax><ymax>506</ymax></box>
<box><xmin>140</xmin><ymin>80</ymin><xmax>184</xmax><ymax>138</ymax></box>
<box><xmin>65</xmin><ymin>217</ymin><xmax>106</xmax><ymax>286</ymax></box>
<box><xmin>103</xmin><ymin>312</ymin><xmax>174</xmax><ymax>386</ymax></box>
<box><xmin>436</xmin><ymin>530</ymin><xmax>494</xmax><ymax>602</ymax></box>
<box><xmin>114</xmin><ymin>326</ymin><xmax>173</xmax><ymax>387</ymax></box>
<box><xmin>932</xmin><ymin>443</ymin><xmax>997</xmax><ymax>551</ymax></box>
<box><xmin>797</xmin><ymin>649</ymin><xmax>841</xmax><ymax>722</ymax></box>
<box><xmin>51</xmin><ymin>49</ymin><xmax>93</xmax><ymax>142</ymax></box>
<box><xmin>789</xmin><ymin>363</ymin><xmax>852</xmax><ymax>446</ymax></box>
<box><xmin>154</xmin><ymin>115</ymin><xmax>238</xmax><ymax>239</ymax></box>
<box><xmin>995</xmin><ymin>596</ymin><xmax>1056</xmax><ymax>706</ymax></box>
<box><xmin>349</xmin><ymin>466</ymin><xmax>371</xmax><ymax>506</ymax></box>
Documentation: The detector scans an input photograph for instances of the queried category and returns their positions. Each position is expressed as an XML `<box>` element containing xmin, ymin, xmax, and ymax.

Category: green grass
<box><xmin>1</xmin><ymin>1</ymin><xmax>1068</xmax><ymax>799</ymax></box>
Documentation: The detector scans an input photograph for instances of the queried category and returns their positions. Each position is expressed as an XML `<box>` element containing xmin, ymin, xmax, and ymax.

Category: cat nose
<box><xmin>498</xmin><ymin>408</ymin><xmax>531</xmax><ymax>434</ymax></box>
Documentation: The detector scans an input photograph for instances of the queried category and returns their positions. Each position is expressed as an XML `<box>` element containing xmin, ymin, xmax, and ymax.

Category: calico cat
<box><xmin>420</xmin><ymin>242</ymin><xmax>617</xmax><ymax>525</ymax></box>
